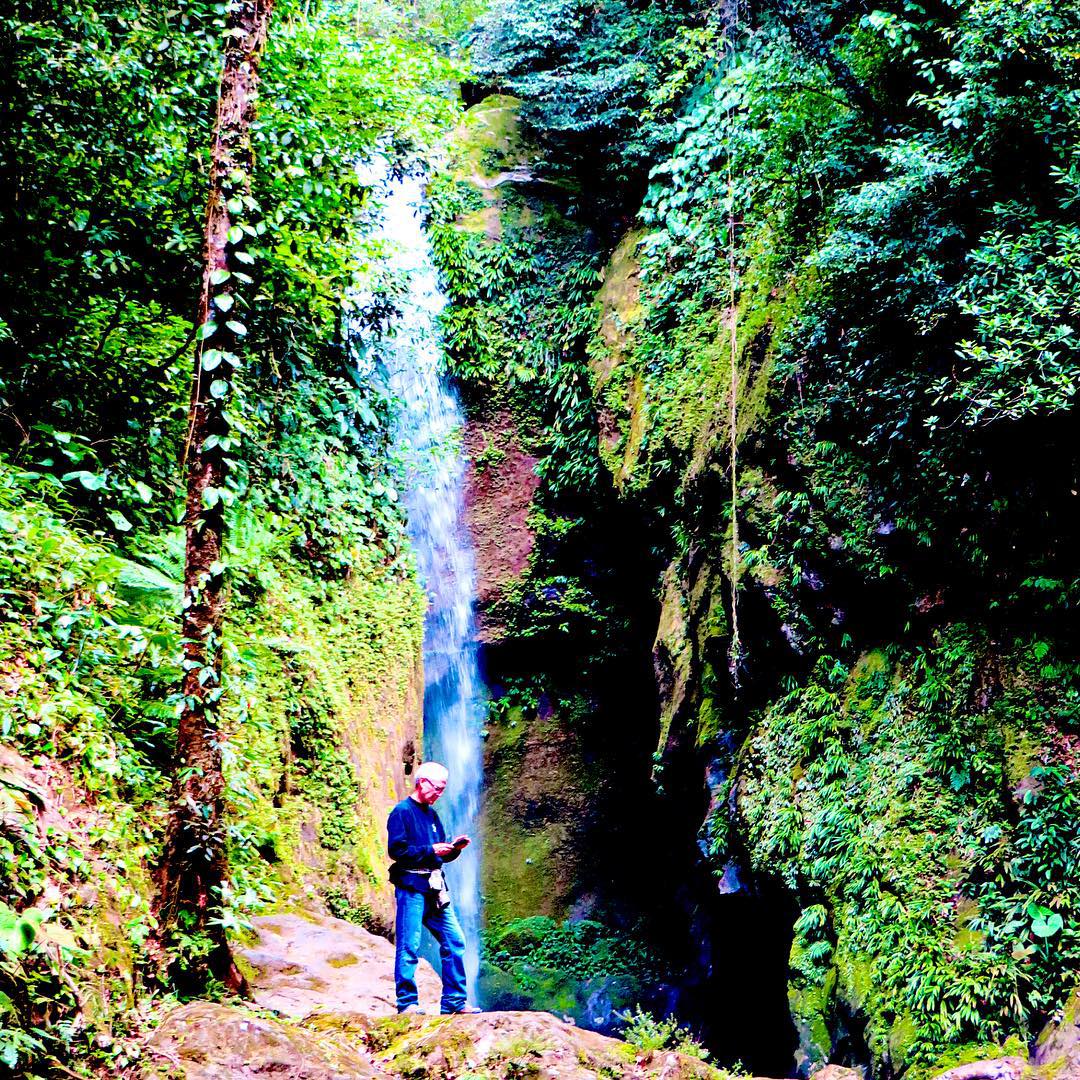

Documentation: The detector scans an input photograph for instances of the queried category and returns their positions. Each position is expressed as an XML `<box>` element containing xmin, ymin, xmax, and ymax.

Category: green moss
<box><xmin>226</xmin><ymin>548</ymin><xmax>424</xmax><ymax>929</ymax></box>
<box><xmin>480</xmin><ymin>695</ymin><xmax>596</xmax><ymax>924</ymax></box>
<box><xmin>449</xmin><ymin>95</ymin><xmax>526</xmax><ymax>184</ymax></box>
<box><xmin>788</xmin><ymin>983</ymin><xmax>833</xmax><ymax>1074</ymax></box>
<box><xmin>920</xmin><ymin>1036</ymin><xmax>1028</xmax><ymax>1080</ymax></box>
<box><xmin>364</xmin><ymin>1015</ymin><xmax>417</xmax><ymax>1053</ymax></box>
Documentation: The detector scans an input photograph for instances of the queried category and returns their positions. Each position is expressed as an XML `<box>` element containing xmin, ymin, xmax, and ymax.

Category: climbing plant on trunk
<box><xmin>153</xmin><ymin>0</ymin><xmax>275</xmax><ymax>991</ymax></box>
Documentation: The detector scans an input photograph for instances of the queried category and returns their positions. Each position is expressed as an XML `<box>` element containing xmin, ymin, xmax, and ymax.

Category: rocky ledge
<box><xmin>140</xmin><ymin>909</ymin><xmax>719</xmax><ymax>1079</ymax></box>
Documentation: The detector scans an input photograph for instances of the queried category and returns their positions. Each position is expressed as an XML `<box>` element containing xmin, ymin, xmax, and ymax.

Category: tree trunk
<box><xmin>152</xmin><ymin>0</ymin><xmax>275</xmax><ymax>992</ymax></box>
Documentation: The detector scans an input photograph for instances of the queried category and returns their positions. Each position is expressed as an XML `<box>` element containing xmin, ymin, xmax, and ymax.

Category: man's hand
<box><xmin>433</xmin><ymin>842</ymin><xmax>456</xmax><ymax>858</ymax></box>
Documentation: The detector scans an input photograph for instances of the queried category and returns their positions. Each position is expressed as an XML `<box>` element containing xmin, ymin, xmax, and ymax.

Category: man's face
<box><xmin>415</xmin><ymin>775</ymin><xmax>447</xmax><ymax>806</ymax></box>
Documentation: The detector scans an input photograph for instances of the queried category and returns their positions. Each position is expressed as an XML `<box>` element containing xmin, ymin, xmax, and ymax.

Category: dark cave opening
<box><xmin>639</xmin><ymin>729</ymin><xmax>800</xmax><ymax>1077</ymax></box>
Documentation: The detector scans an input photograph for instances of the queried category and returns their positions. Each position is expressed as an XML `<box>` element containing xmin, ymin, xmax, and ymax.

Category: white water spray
<box><xmin>369</xmin><ymin>173</ymin><xmax>485</xmax><ymax>999</ymax></box>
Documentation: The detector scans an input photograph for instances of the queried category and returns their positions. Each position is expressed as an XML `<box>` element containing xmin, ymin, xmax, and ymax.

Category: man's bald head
<box><xmin>415</xmin><ymin>761</ymin><xmax>449</xmax><ymax>784</ymax></box>
<box><xmin>413</xmin><ymin>761</ymin><xmax>449</xmax><ymax>805</ymax></box>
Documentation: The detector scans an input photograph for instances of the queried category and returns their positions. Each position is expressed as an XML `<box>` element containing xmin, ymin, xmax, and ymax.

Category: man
<box><xmin>387</xmin><ymin>760</ymin><xmax>481</xmax><ymax>1015</ymax></box>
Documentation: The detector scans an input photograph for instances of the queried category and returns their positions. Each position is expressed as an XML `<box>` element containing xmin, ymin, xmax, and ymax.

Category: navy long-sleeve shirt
<box><xmin>387</xmin><ymin>796</ymin><xmax>460</xmax><ymax>888</ymax></box>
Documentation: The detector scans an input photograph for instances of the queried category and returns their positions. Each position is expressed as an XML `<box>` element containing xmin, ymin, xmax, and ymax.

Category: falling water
<box><xmin>369</xmin><ymin>172</ymin><xmax>485</xmax><ymax>998</ymax></box>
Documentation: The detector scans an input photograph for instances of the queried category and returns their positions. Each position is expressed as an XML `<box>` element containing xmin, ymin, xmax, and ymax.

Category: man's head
<box><xmin>413</xmin><ymin>761</ymin><xmax>449</xmax><ymax>806</ymax></box>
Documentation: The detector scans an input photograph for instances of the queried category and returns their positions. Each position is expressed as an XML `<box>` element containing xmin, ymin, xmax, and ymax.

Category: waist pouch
<box><xmin>429</xmin><ymin>869</ymin><xmax>451</xmax><ymax>910</ymax></box>
<box><xmin>404</xmin><ymin>868</ymin><xmax>451</xmax><ymax>909</ymax></box>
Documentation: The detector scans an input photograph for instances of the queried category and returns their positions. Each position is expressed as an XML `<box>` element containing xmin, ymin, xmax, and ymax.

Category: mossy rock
<box><xmin>492</xmin><ymin>916</ymin><xmax>559</xmax><ymax>955</ymax></box>
<box><xmin>144</xmin><ymin>1001</ymin><xmax>380</xmax><ymax>1078</ymax></box>
<box><xmin>448</xmin><ymin>95</ymin><xmax>527</xmax><ymax>186</ymax></box>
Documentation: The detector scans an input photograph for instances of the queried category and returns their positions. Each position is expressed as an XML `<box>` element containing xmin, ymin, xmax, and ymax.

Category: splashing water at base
<box><xmin>372</xmin><ymin>172</ymin><xmax>485</xmax><ymax>1000</ymax></box>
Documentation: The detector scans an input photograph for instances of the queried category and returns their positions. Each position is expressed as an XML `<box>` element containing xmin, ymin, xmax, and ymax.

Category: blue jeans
<box><xmin>394</xmin><ymin>886</ymin><xmax>467</xmax><ymax>1013</ymax></box>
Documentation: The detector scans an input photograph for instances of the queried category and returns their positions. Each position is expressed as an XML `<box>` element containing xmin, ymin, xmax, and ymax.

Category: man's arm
<box><xmin>387</xmin><ymin>806</ymin><xmax>434</xmax><ymax>867</ymax></box>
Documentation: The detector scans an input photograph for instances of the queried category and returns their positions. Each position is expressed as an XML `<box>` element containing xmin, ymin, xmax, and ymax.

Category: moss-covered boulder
<box><xmin>143</xmin><ymin>1001</ymin><xmax>380</xmax><ymax>1079</ymax></box>
<box><xmin>372</xmin><ymin>1009</ymin><xmax>722</xmax><ymax>1079</ymax></box>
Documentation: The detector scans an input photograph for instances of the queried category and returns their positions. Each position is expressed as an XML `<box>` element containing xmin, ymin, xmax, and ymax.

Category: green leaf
<box><xmin>209</xmin><ymin>268</ymin><xmax>231</xmax><ymax>285</ymax></box>
<box><xmin>199</xmin><ymin>320</ymin><xmax>218</xmax><ymax>341</ymax></box>
<box><xmin>226</xmin><ymin>320</ymin><xmax>247</xmax><ymax>337</ymax></box>
<box><xmin>227</xmin><ymin>225</ymin><xmax>244</xmax><ymax>245</ymax></box>
<box><xmin>0</xmin><ymin>906</ymin><xmax>42</xmax><ymax>956</ymax></box>
<box><xmin>214</xmin><ymin>292</ymin><xmax>234</xmax><ymax>312</ymax></box>
<box><xmin>1032</xmin><ymin>909</ymin><xmax>1064</xmax><ymax>938</ymax></box>
<box><xmin>62</xmin><ymin>470</ymin><xmax>107</xmax><ymax>492</ymax></box>
<box><xmin>134</xmin><ymin>480</ymin><xmax>153</xmax><ymax>503</ymax></box>
<box><xmin>201</xmin><ymin>350</ymin><xmax>223</xmax><ymax>371</ymax></box>
<box><xmin>107</xmin><ymin>509</ymin><xmax>133</xmax><ymax>533</ymax></box>
<box><xmin>209</xmin><ymin>379</ymin><xmax>229</xmax><ymax>399</ymax></box>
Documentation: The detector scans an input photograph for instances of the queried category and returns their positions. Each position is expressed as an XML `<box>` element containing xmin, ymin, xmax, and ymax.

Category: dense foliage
<box><xmin>0</xmin><ymin>0</ymin><xmax>458</xmax><ymax>1071</ymax></box>
<box><xmin>432</xmin><ymin>0</ymin><xmax>1080</xmax><ymax>1073</ymax></box>
<box><xmin>470</xmin><ymin>0</ymin><xmax>719</xmax><ymax>198</ymax></box>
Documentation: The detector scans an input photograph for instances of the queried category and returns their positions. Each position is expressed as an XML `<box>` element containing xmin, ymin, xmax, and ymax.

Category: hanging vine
<box><xmin>725</xmin><ymin>0</ymin><xmax>744</xmax><ymax>685</ymax></box>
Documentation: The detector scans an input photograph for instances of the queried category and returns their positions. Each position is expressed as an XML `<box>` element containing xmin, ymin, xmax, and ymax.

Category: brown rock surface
<box><xmin>462</xmin><ymin>409</ymin><xmax>540</xmax><ymax>643</ymax></box>
<box><xmin>147</xmin><ymin>906</ymin><xmax>728</xmax><ymax>1078</ymax></box>
<box><xmin>238</xmin><ymin>911</ymin><xmax>441</xmax><ymax>1018</ymax></box>
<box><xmin>144</xmin><ymin>1001</ymin><xmax>379</xmax><ymax>1079</ymax></box>
<box><xmin>810</xmin><ymin>1066</ymin><xmax>865</xmax><ymax>1080</ymax></box>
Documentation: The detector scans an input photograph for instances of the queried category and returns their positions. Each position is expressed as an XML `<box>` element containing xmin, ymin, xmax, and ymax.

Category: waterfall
<box><xmin>369</xmin><ymin>172</ymin><xmax>485</xmax><ymax>999</ymax></box>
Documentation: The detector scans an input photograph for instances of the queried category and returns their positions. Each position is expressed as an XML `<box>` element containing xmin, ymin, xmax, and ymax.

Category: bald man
<box><xmin>387</xmin><ymin>761</ymin><xmax>480</xmax><ymax>1015</ymax></box>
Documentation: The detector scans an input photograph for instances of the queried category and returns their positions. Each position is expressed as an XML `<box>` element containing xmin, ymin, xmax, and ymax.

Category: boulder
<box><xmin>810</xmin><ymin>1066</ymin><xmax>865</xmax><ymax>1080</ymax></box>
<box><xmin>143</xmin><ymin>1001</ymin><xmax>379</xmax><ymax>1079</ymax></box>
<box><xmin>376</xmin><ymin>1009</ymin><xmax>722</xmax><ymax>1079</ymax></box>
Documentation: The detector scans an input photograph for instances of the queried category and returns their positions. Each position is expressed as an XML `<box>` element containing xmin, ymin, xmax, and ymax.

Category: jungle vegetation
<box><xmin>2</xmin><ymin>0</ymin><xmax>1080</xmax><ymax>1076</ymax></box>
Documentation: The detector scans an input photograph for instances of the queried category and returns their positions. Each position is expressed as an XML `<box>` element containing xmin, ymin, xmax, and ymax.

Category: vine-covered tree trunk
<box><xmin>153</xmin><ymin>0</ymin><xmax>274</xmax><ymax>991</ymax></box>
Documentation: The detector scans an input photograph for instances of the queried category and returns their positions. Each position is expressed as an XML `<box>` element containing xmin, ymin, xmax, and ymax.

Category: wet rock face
<box><xmin>591</xmin><ymin>228</ymin><xmax>646</xmax><ymax>488</ymax></box>
<box><xmin>462</xmin><ymin>408</ymin><xmax>540</xmax><ymax>644</ymax></box>
<box><xmin>479</xmin><ymin>698</ymin><xmax>597</xmax><ymax>926</ymax></box>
